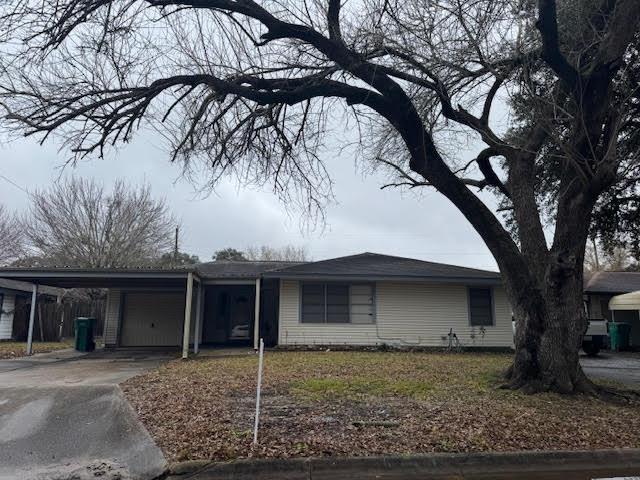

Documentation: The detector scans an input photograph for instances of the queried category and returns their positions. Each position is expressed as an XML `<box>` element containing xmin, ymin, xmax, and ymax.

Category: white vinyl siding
<box><xmin>278</xmin><ymin>280</ymin><xmax>514</xmax><ymax>348</ymax></box>
<box><xmin>0</xmin><ymin>293</ymin><xmax>15</xmax><ymax>340</ymax></box>
<box><xmin>104</xmin><ymin>289</ymin><xmax>122</xmax><ymax>347</ymax></box>
<box><xmin>120</xmin><ymin>292</ymin><xmax>184</xmax><ymax>347</ymax></box>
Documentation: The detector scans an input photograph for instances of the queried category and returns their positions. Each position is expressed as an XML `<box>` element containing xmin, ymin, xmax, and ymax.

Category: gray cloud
<box><xmin>0</xmin><ymin>129</ymin><xmax>498</xmax><ymax>270</ymax></box>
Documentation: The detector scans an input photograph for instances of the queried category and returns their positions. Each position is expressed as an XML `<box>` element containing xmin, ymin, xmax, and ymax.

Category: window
<box><xmin>301</xmin><ymin>283</ymin><xmax>375</xmax><ymax>324</ymax></box>
<box><xmin>326</xmin><ymin>284</ymin><xmax>349</xmax><ymax>323</ymax></box>
<box><xmin>301</xmin><ymin>284</ymin><xmax>326</xmax><ymax>323</ymax></box>
<box><xmin>468</xmin><ymin>287</ymin><xmax>494</xmax><ymax>326</ymax></box>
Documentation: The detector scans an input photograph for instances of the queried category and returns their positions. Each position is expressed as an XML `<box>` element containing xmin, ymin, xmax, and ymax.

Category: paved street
<box><xmin>0</xmin><ymin>350</ymin><xmax>171</xmax><ymax>480</ymax></box>
<box><xmin>581</xmin><ymin>352</ymin><xmax>640</xmax><ymax>388</ymax></box>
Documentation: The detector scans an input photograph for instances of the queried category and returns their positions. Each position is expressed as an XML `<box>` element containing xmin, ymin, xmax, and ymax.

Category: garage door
<box><xmin>120</xmin><ymin>292</ymin><xmax>184</xmax><ymax>347</ymax></box>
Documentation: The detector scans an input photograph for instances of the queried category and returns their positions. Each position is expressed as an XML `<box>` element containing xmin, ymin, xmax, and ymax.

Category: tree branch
<box><xmin>327</xmin><ymin>0</ymin><xmax>343</xmax><ymax>43</ymax></box>
<box><xmin>536</xmin><ymin>0</ymin><xmax>580</xmax><ymax>89</ymax></box>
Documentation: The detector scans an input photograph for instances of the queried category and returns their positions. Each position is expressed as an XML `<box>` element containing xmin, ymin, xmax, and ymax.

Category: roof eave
<box><xmin>262</xmin><ymin>273</ymin><xmax>501</xmax><ymax>284</ymax></box>
<box><xmin>0</xmin><ymin>270</ymin><xmax>193</xmax><ymax>279</ymax></box>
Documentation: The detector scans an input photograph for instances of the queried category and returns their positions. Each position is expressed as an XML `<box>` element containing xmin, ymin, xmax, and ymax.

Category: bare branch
<box><xmin>536</xmin><ymin>0</ymin><xmax>580</xmax><ymax>88</ymax></box>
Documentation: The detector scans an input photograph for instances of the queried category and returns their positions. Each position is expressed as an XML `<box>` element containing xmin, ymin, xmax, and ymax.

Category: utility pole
<box><xmin>174</xmin><ymin>225</ymin><xmax>179</xmax><ymax>267</ymax></box>
<box><xmin>591</xmin><ymin>237</ymin><xmax>600</xmax><ymax>271</ymax></box>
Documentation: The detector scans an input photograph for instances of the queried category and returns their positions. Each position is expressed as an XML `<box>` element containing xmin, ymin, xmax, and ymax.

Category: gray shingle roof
<box><xmin>262</xmin><ymin>252</ymin><xmax>500</xmax><ymax>282</ymax></box>
<box><xmin>584</xmin><ymin>271</ymin><xmax>640</xmax><ymax>294</ymax></box>
<box><xmin>0</xmin><ymin>254</ymin><xmax>500</xmax><ymax>284</ymax></box>
<box><xmin>195</xmin><ymin>260</ymin><xmax>304</xmax><ymax>279</ymax></box>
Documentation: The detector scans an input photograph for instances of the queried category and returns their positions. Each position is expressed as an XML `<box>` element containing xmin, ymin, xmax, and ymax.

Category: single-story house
<box><xmin>0</xmin><ymin>278</ymin><xmax>62</xmax><ymax>341</ymax></box>
<box><xmin>0</xmin><ymin>253</ymin><xmax>514</xmax><ymax>356</ymax></box>
<box><xmin>584</xmin><ymin>271</ymin><xmax>640</xmax><ymax>347</ymax></box>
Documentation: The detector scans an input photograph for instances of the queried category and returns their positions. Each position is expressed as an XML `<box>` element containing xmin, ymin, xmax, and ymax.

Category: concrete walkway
<box><xmin>0</xmin><ymin>350</ymin><xmax>172</xmax><ymax>480</ymax></box>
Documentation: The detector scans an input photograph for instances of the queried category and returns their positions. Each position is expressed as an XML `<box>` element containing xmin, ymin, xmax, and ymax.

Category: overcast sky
<box><xmin>0</xmin><ymin>128</ymin><xmax>501</xmax><ymax>271</ymax></box>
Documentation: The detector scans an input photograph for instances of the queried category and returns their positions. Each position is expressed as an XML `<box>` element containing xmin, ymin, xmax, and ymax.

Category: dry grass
<box><xmin>0</xmin><ymin>339</ymin><xmax>74</xmax><ymax>359</ymax></box>
<box><xmin>121</xmin><ymin>351</ymin><xmax>640</xmax><ymax>463</ymax></box>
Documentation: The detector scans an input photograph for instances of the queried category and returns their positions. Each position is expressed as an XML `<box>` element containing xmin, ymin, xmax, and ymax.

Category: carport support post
<box><xmin>182</xmin><ymin>272</ymin><xmax>194</xmax><ymax>359</ymax></box>
<box><xmin>253</xmin><ymin>278</ymin><xmax>261</xmax><ymax>351</ymax></box>
<box><xmin>26</xmin><ymin>284</ymin><xmax>38</xmax><ymax>356</ymax></box>
<box><xmin>193</xmin><ymin>281</ymin><xmax>203</xmax><ymax>354</ymax></box>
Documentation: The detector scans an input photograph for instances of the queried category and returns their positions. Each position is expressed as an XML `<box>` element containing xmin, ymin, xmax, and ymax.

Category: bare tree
<box><xmin>584</xmin><ymin>242</ymin><xmax>601</xmax><ymax>275</ymax></box>
<box><xmin>23</xmin><ymin>178</ymin><xmax>175</xmax><ymax>268</ymax></box>
<box><xmin>0</xmin><ymin>205</ymin><xmax>24</xmax><ymax>265</ymax></box>
<box><xmin>0</xmin><ymin>0</ymin><xmax>639</xmax><ymax>393</ymax></box>
<box><xmin>245</xmin><ymin>245</ymin><xmax>309</xmax><ymax>262</ymax></box>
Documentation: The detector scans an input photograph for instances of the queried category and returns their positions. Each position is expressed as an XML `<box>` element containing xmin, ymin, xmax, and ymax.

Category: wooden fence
<box><xmin>12</xmin><ymin>296</ymin><xmax>106</xmax><ymax>342</ymax></box>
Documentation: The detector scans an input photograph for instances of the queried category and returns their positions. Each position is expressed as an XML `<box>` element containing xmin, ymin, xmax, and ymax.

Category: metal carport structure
<box><xmin>0</xmin><ymin>267</ymin><xmax>203</xmax><ymax>358</ymax></box>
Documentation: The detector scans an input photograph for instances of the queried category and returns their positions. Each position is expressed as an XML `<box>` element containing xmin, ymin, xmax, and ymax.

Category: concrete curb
<box><xmin>165</xmin><ymin>448</ymin><xmax>640</xmax><ymax>479</ymax></box>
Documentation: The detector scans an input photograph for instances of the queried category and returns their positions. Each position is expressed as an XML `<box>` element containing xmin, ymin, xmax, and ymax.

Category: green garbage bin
<box><xmin>74</xmin><ymin>317</ymin><xmax>96</xmax><ymax>352</ymax></box>
<box><xmin>609</xmin><ymin>322</ymin><xmax>631</xmax><ymax>351</ymax></box>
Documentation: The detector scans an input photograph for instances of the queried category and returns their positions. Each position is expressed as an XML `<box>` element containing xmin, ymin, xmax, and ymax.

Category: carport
<box><xmin>609</xmin><ymin>290</ymin><xmax>640</xmax><ymax>348</ymax></box>
<box><xmin>0</xmin><ymin>267</ymin><xmax>210</xmax><ymax>358</ymax></box>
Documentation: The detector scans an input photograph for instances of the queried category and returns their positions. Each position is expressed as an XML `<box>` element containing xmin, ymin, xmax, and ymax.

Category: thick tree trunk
<box><xmin>502</xmin><ymin>203</ymin><xmax>595</xmax><ymax>394</ymax></box>
<box><xmin>505</xmin><ymin>275</ymin><xmax>594</xmax><ymax>394</ymax></box>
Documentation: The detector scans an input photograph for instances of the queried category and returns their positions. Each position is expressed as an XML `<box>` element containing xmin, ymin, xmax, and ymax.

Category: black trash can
<box><xmin>74</xmin><ymin>317</ymin><xmax>96</xmax><ymax>352</ymax></box>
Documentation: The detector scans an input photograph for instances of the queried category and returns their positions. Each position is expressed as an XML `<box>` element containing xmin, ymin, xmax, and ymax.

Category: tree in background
<box><xmin>213</xmin><ymin>248</ymin><xmax>247</xmax><ymax>262</ymax></box>
<box><xmin>0</xmin><ymin>205</ymin><xmax>23</xmax><ymax>265</ymax></box>
<box><xmin>585</xmin><ymin>243</ymin><xmax>639</xmax><ymax>274</ymax></box>
<box><xmin>22</xmin><ymin>178</ymin><xmax>175</xmax><ymax>268</ymax></box>
<box><xmin>245</xmin><ymin>245</ymin><xmax>309</xmax><ymax>262</ymax></box>
<box><xmin>156</xmin><ymin>251</ymin><xmax>201</xmax><ymax>268</ymax></box>
<box><xmin>1</xmin><ymin>0</ymin><xmax>639</xmax><ymax>393</ymax></box>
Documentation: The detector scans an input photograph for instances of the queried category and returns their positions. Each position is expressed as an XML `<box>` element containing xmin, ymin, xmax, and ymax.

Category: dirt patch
<box><xmin>0</xmin><ymin>340</ymin><xmax>73</xmax><ymax>359</ymax></box>
<box><xmin>121</xmin><ymin>351</ymin><xmax>640</xmax><ymax>462</ymax></box>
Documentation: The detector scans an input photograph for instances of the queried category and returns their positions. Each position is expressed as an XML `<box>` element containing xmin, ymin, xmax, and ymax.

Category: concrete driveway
<box><xmin>581</xmin><ymin>351</ymin><xmax>640</xmax><ymax>388</ymax></box>
<box><xmin>0</xmin><ymin>349</ymin><xmax>173</xmax><ymax>480</ymax></box>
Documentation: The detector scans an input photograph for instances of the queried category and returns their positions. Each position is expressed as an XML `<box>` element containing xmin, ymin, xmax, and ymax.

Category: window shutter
<box><xmin>350</xmin><ymin>284</ymin><xmax>375</xmax><ymax>324</ymax></box>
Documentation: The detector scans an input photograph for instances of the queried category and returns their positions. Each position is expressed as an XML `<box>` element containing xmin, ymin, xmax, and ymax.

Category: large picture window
<box><xmin>301</xmin><ymin>283</ymin><xmax>374</xmax><ymax>324</ymax></box>
<box><xmin>468</xmin><ymin>287</ymin><xmax>494</xmax><ymax>326</ymax></box>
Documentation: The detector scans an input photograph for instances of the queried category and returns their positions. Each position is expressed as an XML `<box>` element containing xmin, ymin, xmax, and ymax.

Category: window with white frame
<box><xmin>300</xmin><ymin>283</ymin><xmax>375</xmax><ymax>324</ymax></box>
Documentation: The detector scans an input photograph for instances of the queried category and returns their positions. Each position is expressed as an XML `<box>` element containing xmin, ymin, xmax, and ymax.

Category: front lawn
<box><xmin>121</xmin><ymin>351</ymin><xmax>640</xmax><ymax>462</ymax></box>
<box><xmin>0</xmin><ymin>339</ymin><xmax>74</xmax><ymax>359</ymax></box>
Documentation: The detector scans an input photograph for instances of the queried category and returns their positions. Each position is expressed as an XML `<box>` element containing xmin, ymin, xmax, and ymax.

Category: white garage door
<box><xmin>120</xmin><ymin>292</ymin><xmax>184</xmax><ymax>347</ymax></box>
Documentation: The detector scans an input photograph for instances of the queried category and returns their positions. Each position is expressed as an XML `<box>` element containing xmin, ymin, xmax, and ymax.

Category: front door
<box><xmin>202</xmin><ymin>285</ymin><xmax>254</xmax><ymax>344</ymax></box>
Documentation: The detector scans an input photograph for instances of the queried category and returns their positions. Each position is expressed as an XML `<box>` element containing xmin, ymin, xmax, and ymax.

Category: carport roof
<box><xmin>0</xmin><ymin>261</ymin><xmax>304</xmax><ymax>288</ymax></box>
<box><xmin>0</xmin><ymin>278</ymin><xmax>62</xmax><ymax>296</ymax></box>
<box><xmin>0</xmin><ymin>267</ymin><xmax>193</xmax><ymax>288</ymax></box>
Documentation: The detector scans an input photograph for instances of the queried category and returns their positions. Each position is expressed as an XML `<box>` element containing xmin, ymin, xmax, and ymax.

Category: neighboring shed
<box><xmin>606</xmin><ymin>290</ymin><xmax>640</xmax><ymax>348</ymax></box>
<box><xmin>584</xmin><ymin>271</ymin><xmax>640</xmax><ymax>350</ymax></box>
<box><xmin>584</xmin><ymin>271</ymin><xmax>640</xmax><ymax>320</ymax></box>
<box><xmin>0</xmin><ymin>278</ymin><xmax>62</xmax><ymax>341</ymax></box>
